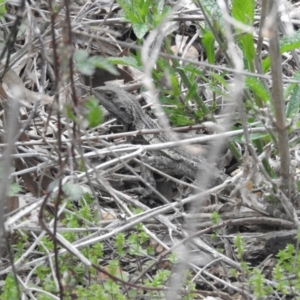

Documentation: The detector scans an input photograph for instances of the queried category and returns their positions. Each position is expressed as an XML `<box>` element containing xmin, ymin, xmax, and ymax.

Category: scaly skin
<box><xmin>93</xmin><ymin>85</ymin><xmax>225</xmax><ymax>183</ymax></box>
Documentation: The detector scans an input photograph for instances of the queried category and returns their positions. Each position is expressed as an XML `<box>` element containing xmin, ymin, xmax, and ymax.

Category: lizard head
<box><xmin>93</xmin><ymin>86</ymin><xmax>134</xmax><ymax>129</ymax></box>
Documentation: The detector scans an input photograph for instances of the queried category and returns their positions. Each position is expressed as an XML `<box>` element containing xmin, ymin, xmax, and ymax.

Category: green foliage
<box><xmin>82</xmin><ymin>192</ymin><xmax>94</xmax><ymax>205</ymax></box>
<box><xmin>234</xmin><ymin>235</ymin><xmax>245</xmax><ymax>260</ymax></box>
<box><xmin>248</xmin><ymin>268</ymin><xmax>268</xmax><ymax>298</ymax></box>
<box><xmin>38</xmin><ymin>236</ymin><xmax>54</xmax><ymax>252</ymax></box>
<box><xmin>79</xmin><ymin>203</ymin><xmax>93</xmax><ymax>221</ymax></box>
<box><xmin>231</xmin><ymin>235</ymin><xmax>300</xmax><ymax>297</ymax></box>
<box><xmin>262</xmin><ymin>30</ymin><xmax>300</xmax><ymax>72</ymax></box>
<box><xmin>7</xmin><ymin>2</ymin><xmax>300</xmax><ymax>299</ymax></box>
<box><xmin>0</xmin><ymin>274</ymin><xmax>19</xmax><ymax>300</ymax></box>
<box><xmin>245</xmin><ymin>76</ymin><xmax>271</xmax><ymax>103</ymax></box>
<box><xmin>145</xmin><ymin>269</ymin><xmax>171</xmax><ymax>289</ymax></box>
<box><xmin>127</xmin><ymin>225</ymin><xmax>149</xmax><ymax>256</ymax></box>
<box><xmin>65</xmin><ymin>97</ymin><xmax>103</xmax><ymax>128</ymax></box>
<box><xmin>211</xmin><ymin>211</ymin><xmax>221</xmax><ymax>225</ymax></box>
<box><xmin>202</xmin><ymin>31</ymin><xmax>215</xmax><ymax>64</ymax></box>
<box><xmin>117</xmin><ymin>0</ymin><xmax>170</xmax><ymax>39</ymax></box>
<box><xmin>161</xmin><ymin>97</ymin><xmax>195</xmax><ymax>126</ymax></box>
<box><xmin>115</xmin><ymin>232</ymin><xmax>126</xmax><ymax>256</ymax></box>
<box><xmin>284</xmin><ymin>71</ymin><xmax>300</xmax><ymax>118</ymax></box>
<box><xmin>273</xmin><ymin>264</ymin><xmax>288</xmax><ymax>294</ymax></box>
<box><xmin>74</xmin><ymin>49</ymin><xmax>118</xmax><ymax>76</ymax></box>
<box><xmin>229</xmin><ymin>268</ymin><xmax>238</xmax><ymax>278</ymax></box>
<box><xmin>84</xmin><ymin>97</ymin><xmax>103</xmax><ymax>128</ymax></box>
<box><xmin>108</xmin><ymin>56</ymin><xmax>142</xmax><ymax>71</ymax></box>
<box><xmin>64</xmin><ymin>97</ymin><xmax>103</xmax><ymax>128</ymax></box>
<box><xmin>183</xmin><ymin>281</ymin><xmax>197</xmax><ymax>300</ymax></box>
<box><xmin>62</xmin><ymin>182</ymin><xmax>84</xmax><ymax>201</ymax></box>
<box><xmin>232</xmin><ymin>0</ymin><xmax>255</xmax><ymax>62</ymax></box>
<box><xmin>281</xmin><ymin>30</ymin><xmax>300</xmax><ymax>53</ymax></box>
<box><xmin>76</xmin><ymin>283</ymin><xmax>112</xmax><ymax>300</ymax></box>
<box><xmin>276</xmin><ymin>244</ymin><xmax>296</xmax><ymax>274</ymax></box>
<box><xmin>38</xmin><ymin>295</ymin><xmax>55</xmax><ymax>300</ymax></box>
<box><xmin>201</xmin><ymin>0</ymin><xmax>224</xmax><ymax>28</ymax></box>
<box><xmin>0</xmin><ymin>0</ymin><xmax>6</xmax><ymax>16</ymax></box>
<box><xmin>91</xmin><ymin>242</ymin><xmax>104</xmax><ymax>259</ymax></box>
<box><xmin>232</xmin><ymin>0</ymin><xmax>254</xmax><ymax>24</ymax></box>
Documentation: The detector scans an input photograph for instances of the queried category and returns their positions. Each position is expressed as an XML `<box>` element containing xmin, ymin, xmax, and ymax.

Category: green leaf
<box><xmin>245</xmin><ymin>76</ymin><xmax>270</xmax><ymax>103</ymax></box>
<box><xmin>280</xmin><ymin>31</ymin><xmax>300</xmax><ymax>53</ymax></box>
<box><xmin>248</xmin><ymin>133</ymin><xmax>270</xmax><ymax>142</ymax></box>
<box><xmin>74</xmin><ymin>50</ymin><xmax>118</xmax><ymax>76</ymax></box>
<box><xmin>84</xmin><ymin>97</ymin><xmax>103</xmax><ymax>127</ymax></box>
<box><xmin>63</xmin><ymin>183</ymin><xmax>84</xmax><ymax>201</ymax></box>
<box><xmin>169</xmin><ymin>113</ymin><xmax>194</xmax><ymax>126</ymax></box>
<box><xmin>129</xmin><ymin>246</ymin><xmax>148</xmax><ymax>256</ymax></box>
<box><xmin>169</xmin><ymin>68</ymin><xmax>181</xmax><ymax>96</ymax></box>
<box><xmin>201</xmin><ymin>0</ymin><xmax>224</xmax><ymax>27</ymax></box>
<box><xmin>74</xmin><ymin>50</ymin><xmax>94</xmax><ymax>75</ymax></box>
<box><xmin>232</xmin><ymin>0</ymin><xmax>254</xmax><ymax>25</ymax></box>
<box><xmin>90</xmin><ymin>56</ymin><xmax>119</xmax><ymax>76</ymax></box>
<box><xmin>178</xmin><ymin>64</ymin><xmax>204</xmax><ymax>78</ymax></box>
<box><xmin>194</xmin><ymin>109</ymin><xmax>204</xmax><ymax>121</ymax></box>
<box><xmin>132</xmin><ymin>22</ymin><xmax>149</xmax><ymax>39</ymax></box>
<box><xmin>286</xmin><ymin>85</ymin><xmax>300</xmax><ymax>118</ymax></box>
<box><xmin>262</xmin><ymin>30</ymin><xmax>300</xmax><ymax>72</ymax></box>
<box><xmin>241</xmin><ymin>33</ymin><xmax>255</xmax><ymax>61</ymax></box>
<box><xmin>185</xmin><ymin>82</ymin><xmax>198</xmax><ymax>103</ymax></box>
<box><xmin>107</xmin><ymin>56</ymin><xmax>142</xmax><ymax>70</ymax></box>
<box><xmin>117</xmin><ymin>0</ymin><xmax>138</xmax><ymax>22</ymax></box>
<box><xmin>232</xmin><ymin>0</ymin><xmax>255</xmax><ymax>61</ymax></box>
<box><xmin>209</xmin><ymin>71</ymin><xmax>229</xmax><ymax>87</ymax></box>
<box><xmin>153</xmin><ymin>5</ymin><xmax>171</xmax><ymax>26</ymax></box>
<box><xmin>285</xmin><ymin>71</ymin><xmax>300</xmax><ymax>117</ymax></box>
<box><xmin>115</xmin><ymin>233</ymin><xmax>125</xmax><ymax>247</ymax></box>
<box><xmin>211</xmin><ymin>211</ymin><xmax>221</xmax><ymax>224</ymax></box>
<box><xmin>137</xmin><ymin>0</ymin><xmax>150</xmax><ymax>20</ymax></box>
<box><xmin>202</xmin><ymin>31</ymin><xmax>215</xmax><ymax>64</ymax></box>
<box><xmin>0</xmin><ymin>1</ymin><xmax>6</xmax><ymax>16</ymax></box>
<box><xmin>1</xmin><ymin>275</ymin><xmax>19</xmax><ymax>299</ymax></box>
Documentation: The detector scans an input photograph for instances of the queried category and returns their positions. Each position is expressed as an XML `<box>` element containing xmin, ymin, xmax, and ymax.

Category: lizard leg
<box><xmin>125</xmin><ymin>163</ymin><xmax>157</xmax><ymax>198</ymax></box>
<box><xmin>125</xmin><ymin>158</ymin><xmax>176</xmax><ymax>202</ymax></box>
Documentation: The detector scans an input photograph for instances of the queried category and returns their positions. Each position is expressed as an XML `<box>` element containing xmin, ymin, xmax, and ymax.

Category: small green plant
<box><xmin>234</xmin><ymin>234</ymin><xmax>245</xmax><ymax>261</ymax></box>
<box><xmin>248</xmin><ymin>268</ymin><xmax>269</xmax><ymax>298</ymax></box>
<box><xmin>231</xmin><ymin>233</ymin><xmax>300</xmax><ymax>298</ymax></box>
<box><xmin>117</xmin><ymin>0</ymin><xmax>170</xmax><ymax>39</ymax></box>
<box><xmin>0</xmin><ymin>0</ymin><xmax>6</xmax><ymax>16</ymax></box>
<box><xmin>115</xmin><ymin>232</ymin><xmax>126</xmax><ymax>256</ymax></box>
<box><xmin>83</xmin><ymin>97</ymin><xmax>103</xmax><ymax>128</ymax></box>
<box><xmin>0</xmin><ymin>274</ymin><xmax>19</xmax><ymax>300</ymax></box>
<box><xmin>74</xmin><ymin>49</ymin><xmax>118</xmax><ymax>76</ymax></box>
<box><xmin>127</xmin><ymin>223</ymin><xmax>150</xmax><ymax>256</ymax></box>
<box><xmin>271</xmin><ymin>243</ymin><xmax>300</xmax><ymax>295</ymax></box>
<box><xmin>210</xmin><ymin>212</ymin><xmax>221</xmax><ymax>239</ymax></box>
<box><xmin>211</xmin><ymin>211</ymin><xmax>221</xmax><ymax>225</ymax></box>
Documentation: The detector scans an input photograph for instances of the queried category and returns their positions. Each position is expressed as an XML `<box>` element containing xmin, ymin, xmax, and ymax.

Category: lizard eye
<box><xmin>120</xmin><ymin>106</ymin><xmax>126</xmax><ymax>111</ymax></box>
<box><xmin>105</xmin><ymin>91</ymin><xmax>113</xmax><ymax>99</ymax></box>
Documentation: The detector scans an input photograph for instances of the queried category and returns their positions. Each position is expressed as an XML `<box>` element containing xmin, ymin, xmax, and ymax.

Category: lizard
<box><xmin>93</xmin><ymin>85</ymin><xmax>226</xmax><ymax>195</ymax></box>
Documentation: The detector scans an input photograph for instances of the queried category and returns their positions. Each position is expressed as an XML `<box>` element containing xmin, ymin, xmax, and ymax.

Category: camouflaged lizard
<box><xmin>93</xmin><ymin>86</ymin><xmax>225</xmax><ymax>194</ymax></box>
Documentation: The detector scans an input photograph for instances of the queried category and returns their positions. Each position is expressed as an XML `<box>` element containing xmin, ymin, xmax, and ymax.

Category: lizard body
<box><xmin>93</xmin><ymin>86</ymin><xmax>224</xmax><ymax>184</ymax></box>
